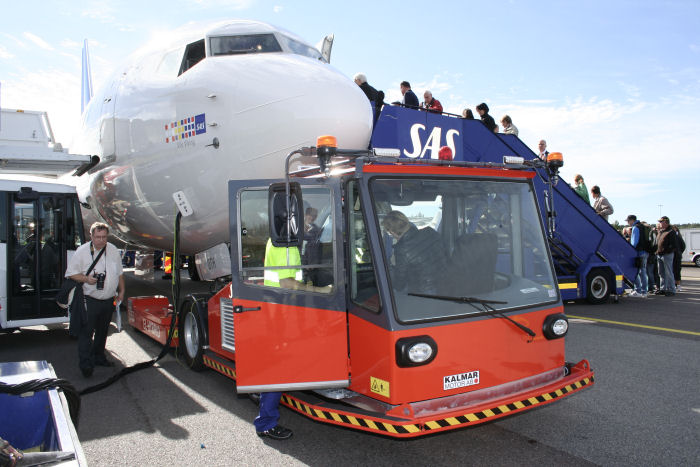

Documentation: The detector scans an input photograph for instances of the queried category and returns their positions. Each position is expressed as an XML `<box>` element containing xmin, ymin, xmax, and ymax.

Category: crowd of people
<box><xmin>564</xmin><ymin>169</ymin><xmax>687</xmax><ymax>297</ymax></box>
<box><xmin>623</xmin><ymin>215</ymin><xmax>686</xmax><ymax>298</ymax></box>
<box><xmin>566</xmin><ymin>171</ymin><xmax>687</xmax><ymax>297</ymax></box>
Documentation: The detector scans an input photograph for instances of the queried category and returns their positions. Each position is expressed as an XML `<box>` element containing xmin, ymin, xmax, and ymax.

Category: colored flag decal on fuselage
<box><xmin>165</xmin><ymin>113</ymin><xmax>206</xmax><ymax>143</ymax></box>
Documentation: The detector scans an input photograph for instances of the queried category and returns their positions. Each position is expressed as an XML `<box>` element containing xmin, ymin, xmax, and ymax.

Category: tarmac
<box><xmin>1</xmin><ymin>266</ymin><xmax>698</xmax><ymax>466</ymax></box>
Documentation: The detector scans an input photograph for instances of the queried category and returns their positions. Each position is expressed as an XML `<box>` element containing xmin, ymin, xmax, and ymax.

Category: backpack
<box><xmin>636</xmin><ymin>223</ymin><xmax>653</xmax><ymax>253</ymax></box>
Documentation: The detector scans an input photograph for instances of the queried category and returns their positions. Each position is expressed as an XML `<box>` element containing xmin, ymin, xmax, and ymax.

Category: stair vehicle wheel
<box><xmin>179</xmin><ymin>301</ymin><xmax>205</xmax><ymax>371</ymax></box>
<box><xmin>586</xmin><ymin>268</ymin><xmax>611</xmax><ymax>304</ymax></box>
<box><xmin>695</xmin><ymin>256</ymin><xmax>700</xmax><ymax>268</ymax></box>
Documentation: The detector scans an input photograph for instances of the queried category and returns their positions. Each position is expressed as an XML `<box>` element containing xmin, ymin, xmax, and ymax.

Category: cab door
<box><xmin>229</xmin><ymin>178</ymin><xmax>349</xmax><ymax>393</ymax></box>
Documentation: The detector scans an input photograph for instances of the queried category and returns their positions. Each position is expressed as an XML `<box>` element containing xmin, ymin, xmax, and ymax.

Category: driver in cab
<box><xmin>382</xmin><ymin>210</ymin><xmax>446</xmax><ymax>294</ymax></box>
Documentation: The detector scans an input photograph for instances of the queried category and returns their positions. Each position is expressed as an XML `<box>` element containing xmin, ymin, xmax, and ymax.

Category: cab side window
<box><xmin>348</xmin><ymin>181</ymin><xmax>380</xmax><ymax>311</ymax></box>
<box><xmin>238</xmin><ymin>186</ymin><xmax>334</xmax><ymax>293</ymax></box>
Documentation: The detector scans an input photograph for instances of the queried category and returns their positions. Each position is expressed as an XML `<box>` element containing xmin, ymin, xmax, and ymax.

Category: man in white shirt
<box><xmin>65</xmin><ymin>222</ymin><xmax>125</xmax><ymax>377</ymax></box>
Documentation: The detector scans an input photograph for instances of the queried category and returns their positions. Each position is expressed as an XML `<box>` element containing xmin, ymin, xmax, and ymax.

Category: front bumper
<box><xmin>281</xmin><ymin>360</ymin><xmax>594</xmax><ymax>438</ymax></box>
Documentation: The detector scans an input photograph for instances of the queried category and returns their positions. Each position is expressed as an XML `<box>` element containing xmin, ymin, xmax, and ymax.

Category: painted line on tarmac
<box><xmin>567</xmin><ymin>315</ymin><xmax>700</xmax><ymax>336</ymax></box>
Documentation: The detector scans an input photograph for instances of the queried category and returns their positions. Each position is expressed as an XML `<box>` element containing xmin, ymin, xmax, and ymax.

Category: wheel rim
<box><xmin>183</xmin><ymin>311</ymin><xmax>199</xmax><ymax>358</ymax></box>
<box><xmin>590</xmin><ymin>275</ymin><xmax>608</xmax><ymax>299</ymax></box>
<box><xmin>695</xmin><ymin>257</ymin><xmax>700</xmax><ymax>267</ymax></box>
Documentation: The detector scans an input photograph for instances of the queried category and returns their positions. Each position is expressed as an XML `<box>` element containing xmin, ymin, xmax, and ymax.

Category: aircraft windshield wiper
<box><xmin>408</xmin><ymin>292</ymin><xmax>536</xmax><ymax>338</ymax></box>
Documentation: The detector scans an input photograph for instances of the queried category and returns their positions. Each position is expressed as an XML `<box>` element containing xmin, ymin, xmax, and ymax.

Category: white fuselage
<box><xmin>71</xmin><ymin>20</ymin><xmax>373</xmax><ymax>254</ymax></box>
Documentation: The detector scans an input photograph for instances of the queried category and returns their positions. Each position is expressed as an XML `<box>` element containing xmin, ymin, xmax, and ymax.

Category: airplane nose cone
<box><xmin>280</xmin><ymin>58</ymin><xmax>374</xmax><ymax>149</ymax></box>
<box><xmin>199</xmin><ymin>54</ymin><xmax>374</xmax><ymax>178</ymax></box>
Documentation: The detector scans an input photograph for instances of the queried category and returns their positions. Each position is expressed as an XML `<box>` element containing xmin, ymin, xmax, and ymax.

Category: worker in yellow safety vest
<box><xmin>262</xmin><ymin>239</ymin><xmax>331</xmax><ymax>292</ymax></box>
<box><xmin>254</xmin><ymin>239</ymin><xmax>331</xmax><ymax>440</ymax></box>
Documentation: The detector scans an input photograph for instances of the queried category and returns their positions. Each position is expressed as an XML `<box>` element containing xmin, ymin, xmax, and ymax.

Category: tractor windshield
<box><xmin>370</xmin><ymin>177</ymin><xmax>558</xmax><ymax>323</ymax></box>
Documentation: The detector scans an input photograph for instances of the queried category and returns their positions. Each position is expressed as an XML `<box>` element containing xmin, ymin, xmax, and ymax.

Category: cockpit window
<box><xmin>157</xmin><ymin>47</ymin><xmax>185</xmax><ymax>77</ymax></box>
<box><xmin>179</xmin><ymin>39</ymin><xmax>205</xmax><ymax>76</ymax></box>
<box><xmin>210</xmin><ymin>34</ymin><xmax>282</xmax><ymax>56</ymax></box>
<box><xmin>277</xmin><ymin>35</ymin><xmax>324</xmax><ymax>61</ymax></box>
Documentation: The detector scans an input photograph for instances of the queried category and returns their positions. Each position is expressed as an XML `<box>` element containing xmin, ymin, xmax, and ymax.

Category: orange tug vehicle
<box><xmin>128</xmin><ymin>137</ymin><xmax>594</xmax><ymax>437</ymax></box>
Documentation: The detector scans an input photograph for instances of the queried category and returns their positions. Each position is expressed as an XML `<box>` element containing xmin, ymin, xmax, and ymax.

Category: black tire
<box><xmin>178</xmin><ymin>300</ymin><xmax>205</xmax><ymax>371</ymax></box>
<box><xmin>188</xmin><ymin>256</ymin><xmax>201</xmax><ymax>281</ymax></box>
<box><xmin>585</xmin><ymin>268</ymin><xmax>611</xmax><ymax>304</ymax></box>
<box><xmin>694</xmin><ymin>256</ymin><xmax>700</xmax><ymax>268</ymax></box>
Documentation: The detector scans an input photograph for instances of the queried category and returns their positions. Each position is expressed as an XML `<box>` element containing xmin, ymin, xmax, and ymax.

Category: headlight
<box><xmin>395</xmin><ymin>336</ymin><xmax>437</xmax><ymax>367</ymax></box>
<box><xmin>408</xmin><ymin>343</ymin><xmax>433</xmax><ymax>363</ymax></box>
<box><xmin>543</xmin><ymin>313</ymin><xmax>569</xmax><ymax>339</ymax></box>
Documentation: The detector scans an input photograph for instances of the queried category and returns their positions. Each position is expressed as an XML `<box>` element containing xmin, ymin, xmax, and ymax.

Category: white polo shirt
<box><xmin>65</xmin><ymin>241</ymin><xmax>124</xmax><ymax>300</ymax></box>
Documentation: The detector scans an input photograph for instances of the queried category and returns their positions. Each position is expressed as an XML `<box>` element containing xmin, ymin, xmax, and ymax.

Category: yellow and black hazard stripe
<box><xmin>203</xmin><ymin>355</ymin><xmax>237</xmax><ymax>379</ymax></box>
<box><xmin>423</xmin><ymin>376</ymin><xmax>593</xmax><ymax>431</ymax></box>
<box><xmin>281</xmin><ymin>394</ymin><xmax>422</xmax><ymax>435</ymax></box>
<box><xmin>280</xmin><ymin>376</ymin><xmax>594</xmax><ymax>437</ymax></box>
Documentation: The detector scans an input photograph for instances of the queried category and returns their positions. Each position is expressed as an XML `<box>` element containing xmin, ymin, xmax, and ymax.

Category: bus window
<box><xmin>66</xmin><ymin>197</ymin><xmax>84</xmax><ymax>250</ymax></box>
<box><xmin>0</xmin><ymin>194</ymin><xmax>6</xmax><ymax>243</ymax></box>
<box><xmin>13</xmin><ymin>200</ymin><xmax>37</xmax><ymax>293</ymax></box>
<box><xmin>39</xmin><ymin>197</ymin><xmax>60</xmax><ymax>290</ymax></box>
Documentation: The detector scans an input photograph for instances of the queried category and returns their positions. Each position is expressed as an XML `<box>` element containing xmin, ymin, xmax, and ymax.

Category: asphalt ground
<box><xmin>1</xmin><ymin>267</ymin><xmax>698</xmax><ymax>466</ymax></box>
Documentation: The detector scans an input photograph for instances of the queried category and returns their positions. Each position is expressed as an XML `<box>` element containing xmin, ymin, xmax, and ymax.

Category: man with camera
<box><xmin>65</xmin><ymin>222</ymin><xmax>125</xmax><ymax>377</ymax></box>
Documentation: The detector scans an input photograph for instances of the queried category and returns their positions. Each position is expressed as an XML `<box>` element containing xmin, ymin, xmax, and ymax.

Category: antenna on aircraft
<box><xmin>81</xmin><ymin>39</ymin><xmax>93</xmax><ymax>114</ymax></box>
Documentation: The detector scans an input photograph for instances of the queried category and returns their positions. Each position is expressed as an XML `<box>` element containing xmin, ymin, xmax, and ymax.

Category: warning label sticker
<box><xmin>443</xmin><ymin>370</ymin><xmax>480</xmax><ymax>390</ymax></box>
<box><xmin>370</xmin><ymin>376</ymin><xmax>390</xmax><ymax>398</ymax></box>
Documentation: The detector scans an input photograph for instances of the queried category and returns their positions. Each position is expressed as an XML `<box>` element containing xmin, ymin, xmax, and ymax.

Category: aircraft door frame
<box><xmin>98</xmin><ymin>76</ymin><xmax>120</xmax><ymax>164</ymax></box>
<box><xmin>228</xmin><ymin>178</ymin><xmax>349</xmax><ymax>393</ymax></box>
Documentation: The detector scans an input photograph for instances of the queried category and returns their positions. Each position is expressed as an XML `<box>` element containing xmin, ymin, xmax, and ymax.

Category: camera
<box><xmin>93</xmin><ymin>272</ymin><xmax>106</xmax><ymax>290</ymax></box>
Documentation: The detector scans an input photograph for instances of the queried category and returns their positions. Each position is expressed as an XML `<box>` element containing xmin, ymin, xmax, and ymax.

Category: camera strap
<box><xmin>86</xmin><ymin>243</ymin><xmax>106</xmax><ymax>276</ymax></box>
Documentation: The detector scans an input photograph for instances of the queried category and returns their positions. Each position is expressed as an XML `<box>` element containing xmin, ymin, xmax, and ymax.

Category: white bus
<box><xmin>0</xmin><ymin>178</ymin><xmax>85</xmax><ymax>331</ymax></box>
<box><xmin>680</xmin><ymin>228</ymin><xmax>700</xmax><ymax>267</ymax></box>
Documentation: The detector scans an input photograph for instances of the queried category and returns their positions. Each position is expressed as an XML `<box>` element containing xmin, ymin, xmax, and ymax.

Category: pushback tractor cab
<box><xmin>133</xmin><ymin>136</ymin><xmax>594</xmax><ymax>437</ymax></box>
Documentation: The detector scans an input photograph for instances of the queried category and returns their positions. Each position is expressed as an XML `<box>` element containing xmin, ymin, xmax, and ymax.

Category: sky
<box><xmin>1</xmin><ymin>0</ymin><xmax>699</xmax><ymax>224</ymax></box>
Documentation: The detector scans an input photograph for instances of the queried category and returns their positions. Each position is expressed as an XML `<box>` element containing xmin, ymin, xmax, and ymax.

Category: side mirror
<box><xmin>268</xmin><ymin>182</ymin><xmax>303</xmax><ymax>247</ymax></box>
<box><xmin>16</xmin><ymin>187</ymin><xmax>40</xmax><ymax>202</ymax></box>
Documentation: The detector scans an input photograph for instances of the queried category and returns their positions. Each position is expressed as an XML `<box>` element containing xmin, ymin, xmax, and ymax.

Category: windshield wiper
<box><xmin>408</xmin><ymin>292</ymin><xmax>536</xmax><ymax>338</ymax></box>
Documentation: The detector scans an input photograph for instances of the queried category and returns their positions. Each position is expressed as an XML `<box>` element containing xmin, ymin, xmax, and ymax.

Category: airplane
<box><xmin>70</xmin><ymin>20</ymin><xmax>373</xmax><ymax>278</ymax></box>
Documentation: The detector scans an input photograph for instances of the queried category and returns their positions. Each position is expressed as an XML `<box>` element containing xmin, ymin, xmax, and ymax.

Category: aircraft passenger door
<box><xmin>228</xmin><ymin>179</ymin><xmax>349</xmax><ymax>393</ymax></box>
<box><xmin>6</xmin><ymin>194</ymin><xmax>74</xmax><ymax>322</ymax></box>
<box><xmin>99</xmin><ymin>78</ymin><xmax>119</xmax><ymax>164</ymax></box>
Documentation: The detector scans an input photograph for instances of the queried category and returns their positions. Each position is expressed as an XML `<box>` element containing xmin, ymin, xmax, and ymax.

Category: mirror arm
<box><xmin>284</xmin><ymin>149</ymin><xmax>305</xmax><ymax>245</ymax></box>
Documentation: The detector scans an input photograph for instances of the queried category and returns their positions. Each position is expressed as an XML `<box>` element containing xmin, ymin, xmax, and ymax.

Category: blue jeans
<box><xmin>646</xmin><ymin>255</ymin><xmax>657</xmax><ymax>291</ymax></box>
<box><xmin>634</xmin><ymin>251</ymin><xmax>648</xmax><ymax>294</ymax></box>
<box><xmin>254</xmin><ymin>392</ymin><xmax>281</xmax><ymax>432</ymax></box>
<box><xmin>658</xmin><ymin>253</ymin><xmax>676</xmax><ymax>294</ymax></box>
